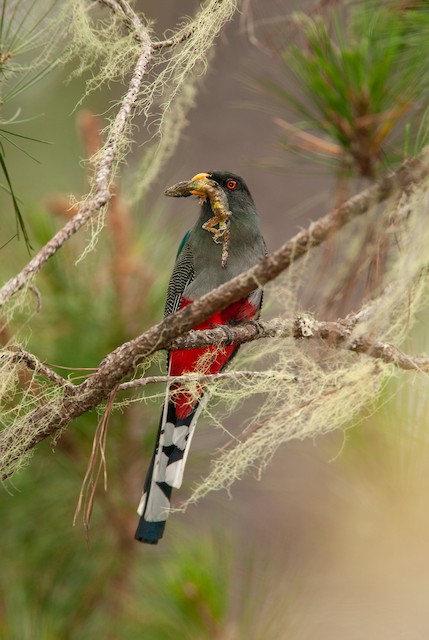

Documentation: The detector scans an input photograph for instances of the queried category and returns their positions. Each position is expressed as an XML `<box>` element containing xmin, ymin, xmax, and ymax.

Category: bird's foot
<box><xmin>248</xmin><ymin>319</ymin><xmax>264</xmax><ymax>336</ymax></box>
<box><xmin>220</xmin><ymin>325</ymin><xmax>235</xmax><ymax>346</ymax></box>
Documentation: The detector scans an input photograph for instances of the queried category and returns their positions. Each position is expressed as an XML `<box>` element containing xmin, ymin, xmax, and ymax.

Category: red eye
<box><xmin>226</xmin><ymin>179</ymin><xmax>237</xmax><ymax>190</ymax></box>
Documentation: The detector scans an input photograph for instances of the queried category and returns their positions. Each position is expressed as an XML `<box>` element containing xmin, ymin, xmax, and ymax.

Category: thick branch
<box><xmin>10</xmin><ymin>309</ymin><xmax>429</xmax><ymax>397</ymax></box>
<box><xmin>167</xmin><ymin>317</ymin><xmax>429</xmax><ymax>372</ymax></box>
<box><xmin>0</xmin><ymin>10</ymin><xmax>152</xmax><ymax>309</ymax></box>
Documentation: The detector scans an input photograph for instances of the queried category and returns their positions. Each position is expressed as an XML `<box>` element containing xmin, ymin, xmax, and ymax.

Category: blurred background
<box><xmin>1</xmin><ymin>1</ymin><xmax>429</xmax><ymax>638</ymax></box>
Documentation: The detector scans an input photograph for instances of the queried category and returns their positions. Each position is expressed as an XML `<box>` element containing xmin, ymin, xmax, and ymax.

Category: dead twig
<box><xmin>73</xmin><ymin>384</ymin><xmax>120</xmax><ymax>539</ymax></box>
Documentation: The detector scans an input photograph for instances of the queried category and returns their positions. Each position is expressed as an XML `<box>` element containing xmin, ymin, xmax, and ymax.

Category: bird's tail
<box><xmin>135</xmin><ymin>390</ymin><xmax>206</xmax><ymax>544</ymax></box>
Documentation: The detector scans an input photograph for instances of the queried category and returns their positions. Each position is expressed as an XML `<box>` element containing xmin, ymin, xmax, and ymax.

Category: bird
<box><xmin>135</xmin><ymin>170</ymin><xmax>266</xmax><ymax>544</ymax></box>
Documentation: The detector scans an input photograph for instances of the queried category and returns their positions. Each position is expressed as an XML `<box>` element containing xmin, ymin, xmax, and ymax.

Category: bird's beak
<box><xmin>189</xmin><ymin>172</ymin><xmax>211</xmax><ymax>196</ymax></box>
<box><xmin>165</xmin><ymin>172</ymin><xmax>212</xmax><ymax>198</ymax></box>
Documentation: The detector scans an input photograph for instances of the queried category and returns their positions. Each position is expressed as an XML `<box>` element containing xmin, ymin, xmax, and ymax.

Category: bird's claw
<box><xmin>220</xmin><ymin>325</ymin><xmax>235</xmax><ymax>346</ymax></box>
<box><xmin>248</xmin><ymin>319</ymin><xmax>264</xmax><ymax>336</ymax></box>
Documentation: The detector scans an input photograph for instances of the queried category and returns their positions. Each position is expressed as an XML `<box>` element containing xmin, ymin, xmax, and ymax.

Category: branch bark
<box><xmin>152</xmin><ymin>25</ymin><xmax>197</xmax><ymax>49</ymax></box>
<box><xmin>169</xmin><ymin>317</ymin><xmax>429</xmax><ymax>373</ymax></box>
<box><xmin>99</xmin><ymin>0</ymin><xmax>147</xmax><ymax>42</ymax></box>
<box><xmin>10</xmin><ymin>311</ymin><xmax>429</xmax><ymax>396</ymax></box>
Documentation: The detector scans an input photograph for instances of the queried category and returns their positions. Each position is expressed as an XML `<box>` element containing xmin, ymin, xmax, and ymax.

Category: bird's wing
<box><xmin>164</xmin><ymin>232</ymin><xmax>194</xmax><ymax>317</ymax></box>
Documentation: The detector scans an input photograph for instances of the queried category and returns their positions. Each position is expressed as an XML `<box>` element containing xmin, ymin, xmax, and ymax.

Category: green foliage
<box><xmin>261</xmin><ymin>2</ymin><xmax>429</xmax><ymax>176</ymax></box>
<box><xmin>124</xmin><ymin>536</ymin><xmax>232</xmax><ymax>640</ymax></box>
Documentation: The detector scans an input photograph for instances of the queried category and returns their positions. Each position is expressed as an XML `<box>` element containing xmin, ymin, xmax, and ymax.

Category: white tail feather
<box><xmin>136</xmin><ymin>382</ymin><xmax>208</xmax><ymax>522</ymax></box>
<box><xmin>166</xmin><ymin>396</ymin><xmax>207</xmax><ymax>489</ymax></box>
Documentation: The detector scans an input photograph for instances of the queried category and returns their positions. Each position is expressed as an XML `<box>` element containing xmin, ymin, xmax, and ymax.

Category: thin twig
<box><xmin>99</xmin><ymin>0</ymin><xmax>146</xmax><ymax>43</ymax></box>
<box><xmin>4</xmin><ymin>348</ymin><xmax>75</xmax><ymax>390</ymax></box>
<box><xmin>152</xmin><ymin>25</ymin><xmax>196</xmax><ymax>49</ymax></box>
<box><xmin>217</xmin><ymin>377</ymin><xmax>355</xmax><ymax>456</ymax></box>
<box><xmin>118</xmin><ymin>370</ymin><xmax>295</xmax><ymax>391</ymax></box>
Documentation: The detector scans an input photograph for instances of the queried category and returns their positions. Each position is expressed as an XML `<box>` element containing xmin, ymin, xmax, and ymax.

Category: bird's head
<box><xmin>165</xmin><ymin>170</ymin><xmax>257</xmax><ymax>217</ymax></box>
<box><xmin>190</xmin><ymin>170</ymin><xmax>255</xmax><ymax>212</ymax></box>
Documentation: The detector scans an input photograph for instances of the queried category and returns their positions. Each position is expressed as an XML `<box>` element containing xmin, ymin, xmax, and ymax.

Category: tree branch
<box><xmin>99</xmin><ymin>0</ymin><xmax>147</xmax><ymax>43</ymax></box>
<box><xmin>17</xmin><ymin>312</ymin><xmax>429</xmax><ymax>392</ymax></box>
<box><xmin>118</xmin><ymin>370</ymin><xmax>293</xmax><ymax>391</ymax></box>
<box><xmin>151</xmin><ymin>0</ymin><xmax>230</xmax><ymax>50</ymax></box>
<box><xmin>4</xmin><ymin>347</ymin><xmax>75</xmax><ymax>390</ymax></box>
<box><xmin>174</xmin><ymin>316</ymin><xmax>428</xmax><ymax>373</ymax></box>
<box><xmin>151</xmin><ymin>25</ymin><xmax>197</xmax><ymax>50</ymax></box>
<box><xmin>99</xmin><ymin>0</ymin><xmax>195</xmax><ymax>52</ymax></box>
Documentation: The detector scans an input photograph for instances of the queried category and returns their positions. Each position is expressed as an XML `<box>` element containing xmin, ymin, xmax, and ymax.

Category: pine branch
<box><xmin>169</xmin><ymin>317</ymin><xmax>429</xmax><ymax>373</ymax></box>
<box><xmin>0</xmin><ymin>0</ymin><xmax>240</xmax><ymax>310</ymax></box>
<box><xmin>0</xmin><ymin>0</ymin><xmax>428</xmax><ymax>477</ymax></box>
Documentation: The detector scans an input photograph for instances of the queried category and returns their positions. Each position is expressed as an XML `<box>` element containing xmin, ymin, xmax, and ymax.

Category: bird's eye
<box><xmin>226</xmin><ymin>179</ymin><xmax>238</xmax><ymax>190</ymax></box>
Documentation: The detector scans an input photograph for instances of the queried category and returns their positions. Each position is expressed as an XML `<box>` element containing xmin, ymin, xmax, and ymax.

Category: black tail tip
<box><xmin>135</xmin><ymin>518</ymin><xmax>166</xmax><ymax>545</ymax></box>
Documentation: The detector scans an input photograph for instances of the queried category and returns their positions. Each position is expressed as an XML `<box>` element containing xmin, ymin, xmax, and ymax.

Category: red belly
<box><xmin>169</xmin><ymin>297</ymin><xmax>257</xmax><ymax>418</ymax></box>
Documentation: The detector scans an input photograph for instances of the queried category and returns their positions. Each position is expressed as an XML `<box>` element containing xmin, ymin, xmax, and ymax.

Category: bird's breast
<box><xmin>187</xmin><ymin>225</ymin><xmax>264</xmax><ymax>299</ymax></box>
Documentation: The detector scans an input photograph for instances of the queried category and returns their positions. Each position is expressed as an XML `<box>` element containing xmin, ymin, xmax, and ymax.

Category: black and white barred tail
<box><xmin>135</xmin><ymin>392</ymin><xmax>206</xmax><ymax>544</ymax></box>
